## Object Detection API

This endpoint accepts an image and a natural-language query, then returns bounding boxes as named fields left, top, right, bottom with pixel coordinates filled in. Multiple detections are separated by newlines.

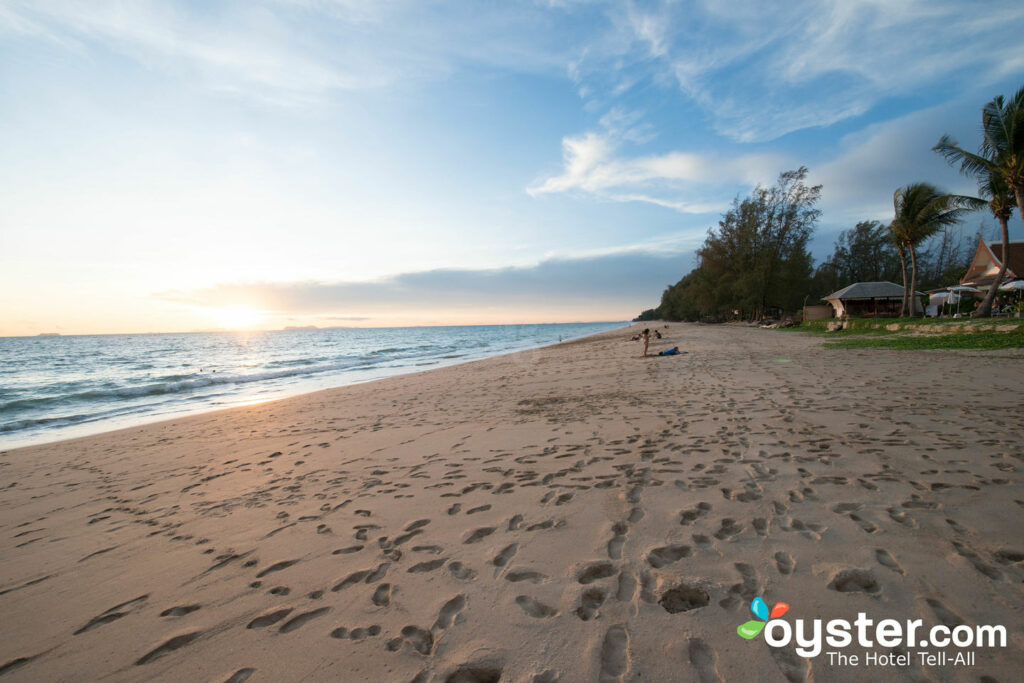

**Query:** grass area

left=825, top=329, right=1024, bottom=350
left=783, top=317, right=1024, bottom=350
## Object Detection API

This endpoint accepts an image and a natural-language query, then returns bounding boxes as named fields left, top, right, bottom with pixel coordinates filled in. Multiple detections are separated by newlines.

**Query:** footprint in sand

left=387, top=625, right=433, bottom=655
left=448, top=561, right=477, bottom=580
left=515, top=595, right=558, bottom=618
left=408, top=558, right=448, bottom=573
left=279, top=607, right=331, bottom=634
left=616, top=571, right=635, bottom=602
left=492, top=543, right=519, bottom=567
left=332, top=545, right=364, bottom=555
left=330, top=625, right=382, bottom=641
left=223, top=668, right=256, bottom=683
left=160, top=604, right=201, bottom=618
left=135, top=631, right=203, bottom=665
left=372, top=583, right=392, bottom=607
left=577, top=562, right=617, bottom=585
left=247, top=609, right=292, bottom=630
left=688, top=638, right=724, bottom=683
left=464, top=527, right=496, bottom=544
left=848, top=514, right=877, bottom=534
left=874, top=549, right=904, bottom=575
left=659, top=585, right=710, bottom=614
left=433, top=594, right=466, bottom=631
left=445, top=662, right=504, bottom=683
left=575, top=588, right=606, bottom=621
left=505, top=569, right=547, bottom=583
left=607, top=522, right=627, bottom=560
left=713, top=518, right=744, bottom=541
left=925, top=598, right=964, bottom=628
left=599, top=625, right=630, bottom=682
left=74, top=595, right=149, bottom=635
left=774, top=552, right=795, bottom=576
left=646, top=544, right=691, bottom=569
left=827, top=569, right=880, bottom=594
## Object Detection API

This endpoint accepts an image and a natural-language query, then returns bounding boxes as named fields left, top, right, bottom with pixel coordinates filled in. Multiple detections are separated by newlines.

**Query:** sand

left=1, top=323, right=1022, bottom=682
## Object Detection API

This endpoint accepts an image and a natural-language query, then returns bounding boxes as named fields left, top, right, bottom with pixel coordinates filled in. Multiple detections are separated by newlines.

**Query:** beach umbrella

left=930, top=292, right=952, bottom=317
left=946, top=285, right=980, bottom=316
left=998, top=280, right=1024, bottom=310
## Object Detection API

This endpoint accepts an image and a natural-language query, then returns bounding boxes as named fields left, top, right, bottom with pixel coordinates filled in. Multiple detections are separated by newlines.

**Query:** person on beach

left=641, top=328, right=650, bottom=357
left=657, top=346, right=681, bottom=356
left=654, top=329, right=662, bottom=339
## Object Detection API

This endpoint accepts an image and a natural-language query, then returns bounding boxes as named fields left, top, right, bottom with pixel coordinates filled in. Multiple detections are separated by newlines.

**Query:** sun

left=209, top=307, right=265, bottom=330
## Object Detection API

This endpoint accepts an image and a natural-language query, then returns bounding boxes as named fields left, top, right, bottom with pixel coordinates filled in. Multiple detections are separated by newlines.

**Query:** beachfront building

left=822, top=281, right=922, bottom=318
left=960, top=237, right=1024, bottom=291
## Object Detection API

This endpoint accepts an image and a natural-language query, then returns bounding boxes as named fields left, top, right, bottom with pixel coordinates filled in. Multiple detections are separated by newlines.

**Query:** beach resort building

left=960, top=237, right=1024, bottom=290
left=822, top=281, right=922, bottom=318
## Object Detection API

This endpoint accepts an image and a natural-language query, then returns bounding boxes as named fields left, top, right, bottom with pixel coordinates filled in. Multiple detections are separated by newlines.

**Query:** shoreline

left=0, top=321, right=630, bottom=453
left=2, top=322, right=1021, bottom=681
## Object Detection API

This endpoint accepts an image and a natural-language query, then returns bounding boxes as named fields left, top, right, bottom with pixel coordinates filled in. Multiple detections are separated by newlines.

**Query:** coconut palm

left=957, top=175, right=1012, bottom=315
left=891, top=183, right=970, bottom=317
left=934, top=85, right=1023, bottom=315
left=888, top=220, right=911, bottom=316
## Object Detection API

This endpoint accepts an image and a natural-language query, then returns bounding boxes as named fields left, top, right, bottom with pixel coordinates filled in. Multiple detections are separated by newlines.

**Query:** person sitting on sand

left=654, top=329, right=662, bottom=339
left=657, top=346, right=680, bottom=356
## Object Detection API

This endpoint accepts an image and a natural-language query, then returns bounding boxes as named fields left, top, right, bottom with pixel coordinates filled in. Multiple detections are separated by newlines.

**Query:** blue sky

left=2, top=0, right=1023, bottom=334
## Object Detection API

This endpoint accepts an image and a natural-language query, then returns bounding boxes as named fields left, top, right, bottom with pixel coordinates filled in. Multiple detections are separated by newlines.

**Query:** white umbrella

left=998, top=280, right=1024, bottom=313
left=946, top=285, right=978, bottom=316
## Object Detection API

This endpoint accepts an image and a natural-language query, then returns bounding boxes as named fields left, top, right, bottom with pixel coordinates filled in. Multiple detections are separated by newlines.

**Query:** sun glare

left=209, top=307, right=265, bottom=330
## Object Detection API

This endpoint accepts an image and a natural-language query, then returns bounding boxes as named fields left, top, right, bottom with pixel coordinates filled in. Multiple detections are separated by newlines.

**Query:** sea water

left=0, top=322, right=626, bottom=450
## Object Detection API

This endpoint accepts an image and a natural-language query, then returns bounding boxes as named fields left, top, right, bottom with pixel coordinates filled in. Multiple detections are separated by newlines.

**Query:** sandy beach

left=1, top=323, right=1022, bottom=682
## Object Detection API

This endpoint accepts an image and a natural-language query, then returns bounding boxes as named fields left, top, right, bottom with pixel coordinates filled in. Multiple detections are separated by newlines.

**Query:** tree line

left=638, top=84, right=1023, bottom=322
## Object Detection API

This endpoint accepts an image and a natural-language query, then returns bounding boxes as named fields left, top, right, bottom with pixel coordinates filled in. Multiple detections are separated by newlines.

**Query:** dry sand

left=1, top=323, right=1022, bottom=682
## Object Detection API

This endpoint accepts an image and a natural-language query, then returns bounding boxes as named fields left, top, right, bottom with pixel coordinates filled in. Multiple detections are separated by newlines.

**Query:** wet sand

left=1, top=323, right=1022, bottom=682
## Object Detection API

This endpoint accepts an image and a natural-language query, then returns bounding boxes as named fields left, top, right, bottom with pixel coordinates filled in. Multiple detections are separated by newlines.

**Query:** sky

left=2, top=0, right=1024, bottom=335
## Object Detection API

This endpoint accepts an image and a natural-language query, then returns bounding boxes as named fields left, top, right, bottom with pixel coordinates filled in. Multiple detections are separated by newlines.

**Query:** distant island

left=283, top=325, right=319, bottom=331
left=37, top=332, right=61, bottom=337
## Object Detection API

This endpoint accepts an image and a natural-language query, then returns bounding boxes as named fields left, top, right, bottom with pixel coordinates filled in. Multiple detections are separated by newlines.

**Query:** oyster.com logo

left=737, top=596, right=789, bottom=639
left=734, top=596, right=1007, bottom=667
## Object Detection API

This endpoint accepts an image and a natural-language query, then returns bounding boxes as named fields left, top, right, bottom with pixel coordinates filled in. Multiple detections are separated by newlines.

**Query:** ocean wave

left=0, top=358, right=375, bottom=417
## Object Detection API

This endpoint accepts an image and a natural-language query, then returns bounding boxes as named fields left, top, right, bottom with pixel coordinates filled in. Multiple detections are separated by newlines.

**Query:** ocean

left=0, top=322, right=627, bottom=450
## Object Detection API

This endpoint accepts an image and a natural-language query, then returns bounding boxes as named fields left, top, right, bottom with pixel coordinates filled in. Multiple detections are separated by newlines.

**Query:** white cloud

left=577, top=0, right=1024, bottom=142
left=527, top=118, right=790, bottom=213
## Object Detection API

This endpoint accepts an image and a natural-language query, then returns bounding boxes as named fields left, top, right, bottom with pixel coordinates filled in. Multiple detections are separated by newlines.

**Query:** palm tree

left=888, top=220, right=911, bottom=316
left=891, top=183, right=969, bottom=317
left=952, top=175, right=1011, bottom=315
left=934, top=85, right=1024, bottom=315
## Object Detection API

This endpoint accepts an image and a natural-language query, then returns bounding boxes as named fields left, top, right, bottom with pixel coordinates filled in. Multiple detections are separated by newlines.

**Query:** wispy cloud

left=527, top=116, right=789, bottom=213
left=575, top=0, right=1024, bottom=142
left=0, top=0, right=577, bottom=107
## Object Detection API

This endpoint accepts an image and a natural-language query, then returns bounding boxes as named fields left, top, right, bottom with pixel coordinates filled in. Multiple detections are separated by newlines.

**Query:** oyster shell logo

left=737, top=597, right=790, bottom=639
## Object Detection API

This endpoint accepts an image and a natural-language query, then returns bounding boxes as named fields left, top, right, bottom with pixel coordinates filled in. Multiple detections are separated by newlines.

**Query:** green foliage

left=634, top=308, right=659, bottom=321
left=810, top=220, right=902, bottom=299
left=826, top=329, right=1024, bottom=350
left=651, top=168, right=820, bottom=321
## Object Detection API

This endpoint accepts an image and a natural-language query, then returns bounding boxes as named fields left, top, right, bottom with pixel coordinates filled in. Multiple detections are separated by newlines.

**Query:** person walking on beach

left=641, top=328, right=650, bottom=357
